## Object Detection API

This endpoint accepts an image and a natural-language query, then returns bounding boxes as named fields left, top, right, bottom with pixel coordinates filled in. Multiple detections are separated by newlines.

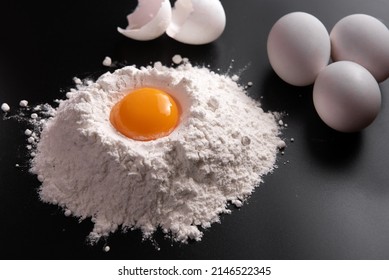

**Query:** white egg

left=267, top=12, right=331, bottom=86
left=117, top=0, right=172, bottom=41
left=166, top=0, right=226, bottom=45
left=313, top=61, right=381, bottom=132
left=330, top=14, right=389, bottom=83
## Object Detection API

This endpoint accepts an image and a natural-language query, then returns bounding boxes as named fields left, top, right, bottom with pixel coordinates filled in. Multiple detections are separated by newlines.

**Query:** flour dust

left=3, top=60, right=286, bottom=245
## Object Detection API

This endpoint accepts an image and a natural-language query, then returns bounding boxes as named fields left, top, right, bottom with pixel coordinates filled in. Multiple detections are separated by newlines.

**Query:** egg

left=313, top=61, right=381, bottom=132
left=166, top=0, right=226, bottom=45
left=110, top=87, right=180, bottom=141
left=330, top=14, right=389, bottom=82
left=267, top=12, right=331, bottom=86
left=117, top=0, right=226, bottom=45
left=117, top=0, right=172, bottom=41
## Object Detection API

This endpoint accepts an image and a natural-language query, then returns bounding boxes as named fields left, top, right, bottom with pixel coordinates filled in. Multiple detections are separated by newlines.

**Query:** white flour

left=29, top=61, right=284, bottom=243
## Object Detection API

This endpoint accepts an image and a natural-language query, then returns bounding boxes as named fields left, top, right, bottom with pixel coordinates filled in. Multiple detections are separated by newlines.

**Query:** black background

left=1, top=0, right=389, bottom=259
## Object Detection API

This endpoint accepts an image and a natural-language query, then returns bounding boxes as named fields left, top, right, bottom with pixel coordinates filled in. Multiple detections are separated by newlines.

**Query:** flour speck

left=1, top=103, right=10, bottom=112
left=102, top=56, right=112, bottom=67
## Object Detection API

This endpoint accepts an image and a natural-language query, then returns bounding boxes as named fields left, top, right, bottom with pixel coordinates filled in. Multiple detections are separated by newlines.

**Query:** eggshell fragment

left=313, top=61, right=381, bottom=133
left=330, top=14, right=389, bottom=82
left=117, top=0, right=172, bottom=41
left=267, top=12, right=331, bottom=86
left=166, top=0, right=226, bottom=45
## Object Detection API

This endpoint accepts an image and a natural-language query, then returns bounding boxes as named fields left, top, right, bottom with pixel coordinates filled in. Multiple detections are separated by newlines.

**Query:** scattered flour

left=1, top=103, right=10, bottom=112
left=25, top=60, right=284, bottom=244
left=102, top=56, right=112, bottom=67
left=231, top=74, right=239, bottom=82
left=172, top=54, right=183, bottom=65
left=19, top=100, right=29, bottom=107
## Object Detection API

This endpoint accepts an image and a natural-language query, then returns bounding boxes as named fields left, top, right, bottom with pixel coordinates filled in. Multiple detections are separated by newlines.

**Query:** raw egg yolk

left=110, top=87, right=180, bottom=141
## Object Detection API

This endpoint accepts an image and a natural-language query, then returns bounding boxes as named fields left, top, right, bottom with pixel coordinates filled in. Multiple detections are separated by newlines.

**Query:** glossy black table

left=1, top=0, right=389, bottom=259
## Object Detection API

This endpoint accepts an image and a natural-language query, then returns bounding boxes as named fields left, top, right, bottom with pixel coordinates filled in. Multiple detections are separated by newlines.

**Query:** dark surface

left=1, top=0, right=389, bottom=260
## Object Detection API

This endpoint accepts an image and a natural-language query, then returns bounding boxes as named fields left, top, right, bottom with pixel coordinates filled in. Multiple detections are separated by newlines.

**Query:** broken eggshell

left=166, top=0, right=226, bottom=45
left=117, top=0, right=172, bottom=41
left=117, top=0, right=226, bottom=45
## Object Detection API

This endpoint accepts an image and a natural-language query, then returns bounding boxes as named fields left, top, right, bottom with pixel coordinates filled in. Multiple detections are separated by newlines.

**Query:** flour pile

left=30, top=61, right=284, bottom=243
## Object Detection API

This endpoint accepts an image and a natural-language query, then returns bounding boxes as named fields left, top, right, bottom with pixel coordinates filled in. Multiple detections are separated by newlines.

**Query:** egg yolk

left=110, top=87, right=180, bottom=141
